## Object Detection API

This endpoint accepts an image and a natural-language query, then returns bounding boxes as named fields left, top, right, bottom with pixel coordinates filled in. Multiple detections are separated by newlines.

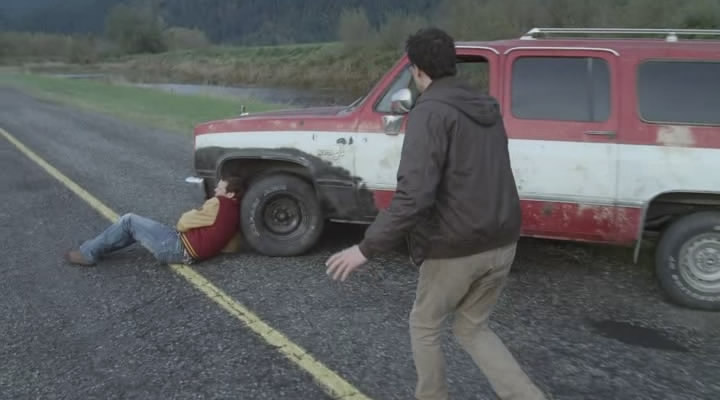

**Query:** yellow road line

left=0, top=127, right=371, bottom=400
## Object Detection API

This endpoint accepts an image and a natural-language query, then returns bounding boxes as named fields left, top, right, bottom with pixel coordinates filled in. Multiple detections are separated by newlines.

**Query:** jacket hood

left=416, top=76, right=500, bottom=126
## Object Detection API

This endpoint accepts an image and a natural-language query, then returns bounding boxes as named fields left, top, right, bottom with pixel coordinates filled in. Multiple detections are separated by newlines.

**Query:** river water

left=53, top=74, right=355, bottom=107
left=132, top=82, right=356, bottom=107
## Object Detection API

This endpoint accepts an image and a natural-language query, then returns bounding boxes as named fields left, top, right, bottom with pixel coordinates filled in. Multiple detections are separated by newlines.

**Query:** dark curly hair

left=223, top=177, right=246, bottom=197
left=405, top=27, right=457, bottom=80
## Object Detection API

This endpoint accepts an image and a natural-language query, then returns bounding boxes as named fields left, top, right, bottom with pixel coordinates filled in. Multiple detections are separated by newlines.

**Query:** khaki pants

left=409, top=243, right=547, bottom=400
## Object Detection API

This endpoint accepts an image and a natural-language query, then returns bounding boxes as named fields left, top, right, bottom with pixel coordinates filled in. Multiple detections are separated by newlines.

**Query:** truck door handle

left=584, top=130, right=616, bottom=138
left=336, top=138, right=347, bottom=145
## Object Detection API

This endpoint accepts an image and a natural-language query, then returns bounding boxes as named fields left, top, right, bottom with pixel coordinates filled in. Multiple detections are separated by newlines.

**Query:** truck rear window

left=638, top=60, right=720, bottom=126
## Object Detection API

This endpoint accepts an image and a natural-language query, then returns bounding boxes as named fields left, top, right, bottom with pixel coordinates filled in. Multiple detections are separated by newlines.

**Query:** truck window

left=638, top=60, right=720, bottom=126
left=375, top=58, right=489, bottom=114
left=375, top=65, right=414, bottom=113
left=456, top=58, right=489, bottom=92
left=511, top=56, right=610, bottom=122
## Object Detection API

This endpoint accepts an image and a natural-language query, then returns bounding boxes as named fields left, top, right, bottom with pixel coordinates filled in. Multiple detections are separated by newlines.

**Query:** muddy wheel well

left=644, top=192, right=720, bottom=233
left=218, top=158, right=314, bottom=189
left=634, top=192, right=720, bottom=263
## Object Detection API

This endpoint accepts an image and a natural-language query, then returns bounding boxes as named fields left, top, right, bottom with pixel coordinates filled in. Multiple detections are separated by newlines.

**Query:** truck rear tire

left=240, top=173, right=324, bottom=257
left=655, top=211, right=720, bottom=311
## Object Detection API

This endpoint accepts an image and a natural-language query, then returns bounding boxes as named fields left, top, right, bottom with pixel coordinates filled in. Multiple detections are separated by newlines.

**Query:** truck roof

left=456, top=27, right=720, bottom=55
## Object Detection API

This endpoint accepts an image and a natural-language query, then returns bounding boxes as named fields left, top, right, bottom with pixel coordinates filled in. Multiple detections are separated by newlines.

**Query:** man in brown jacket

left=326, top=28, right=547, bottom=400
left=65, top=178, right=244, bottom=266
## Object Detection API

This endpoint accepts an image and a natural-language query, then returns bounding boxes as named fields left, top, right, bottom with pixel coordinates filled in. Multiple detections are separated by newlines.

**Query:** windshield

left=339, top=92, right=369, bottom=115
left=345, top=95, right=365, bottom=110
left=339, top=73, right=386, bottom=114
left=339, top=59, right=413, bottom=115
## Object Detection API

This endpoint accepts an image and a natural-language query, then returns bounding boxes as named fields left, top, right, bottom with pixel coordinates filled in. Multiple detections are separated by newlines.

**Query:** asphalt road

left=1, top=87, right=718, bottom=400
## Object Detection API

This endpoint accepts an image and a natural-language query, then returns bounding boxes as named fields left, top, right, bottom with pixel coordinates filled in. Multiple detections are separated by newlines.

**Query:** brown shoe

left=65, top=250, right=95, bottom=266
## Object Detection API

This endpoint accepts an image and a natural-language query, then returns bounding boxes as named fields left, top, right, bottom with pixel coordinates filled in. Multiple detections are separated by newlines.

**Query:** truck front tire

left=655, top=211, right=720, bottom=311
left=240, top=173, right=324, bottom=257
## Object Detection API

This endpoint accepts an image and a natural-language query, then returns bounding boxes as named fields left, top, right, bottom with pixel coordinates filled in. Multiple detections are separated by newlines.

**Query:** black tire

left=240, top=173, right=324, bottom=257
left=655, top=211, right=720, bottom=311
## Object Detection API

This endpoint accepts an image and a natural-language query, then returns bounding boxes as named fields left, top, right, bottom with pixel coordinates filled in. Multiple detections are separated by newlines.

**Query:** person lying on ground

left=65, top=178, right=245, bottom=266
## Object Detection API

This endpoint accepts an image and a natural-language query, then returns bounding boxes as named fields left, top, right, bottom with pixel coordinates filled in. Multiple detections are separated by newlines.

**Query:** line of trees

left=338, top=0, right=720, bottom=51
left=104, top=4, right=210, bottom=54
left=0, top=3, right=211, bottom=63
left=1, top=0, right=719, bottom=64
left=2, top=0, right=719, bottom=48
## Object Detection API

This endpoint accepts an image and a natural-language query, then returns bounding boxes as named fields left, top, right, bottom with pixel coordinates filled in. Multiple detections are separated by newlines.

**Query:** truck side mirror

left=390, top=88, right=413, bottom=114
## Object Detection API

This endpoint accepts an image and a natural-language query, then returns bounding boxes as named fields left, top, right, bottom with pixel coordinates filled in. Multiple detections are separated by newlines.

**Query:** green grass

left=0, top=70, right=288, bottom=134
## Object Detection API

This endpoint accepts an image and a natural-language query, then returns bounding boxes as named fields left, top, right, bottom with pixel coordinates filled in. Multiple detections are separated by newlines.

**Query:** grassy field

left=23, top=42, right=402, bottom=99
left=0, top=70, right=287, bottom=134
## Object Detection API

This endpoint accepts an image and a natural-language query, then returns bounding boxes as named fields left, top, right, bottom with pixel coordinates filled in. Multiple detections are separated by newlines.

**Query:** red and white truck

left=188, top=28, right=720, bottom=310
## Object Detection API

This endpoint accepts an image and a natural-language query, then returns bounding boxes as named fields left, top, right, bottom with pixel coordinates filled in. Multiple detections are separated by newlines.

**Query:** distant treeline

left=338, top=0, right=720, bottom=50
left=1, top=0, right=718, bottom=92
left=0, top=3, right=211, bottom=63
left=1, top=0, right=718, bottom=49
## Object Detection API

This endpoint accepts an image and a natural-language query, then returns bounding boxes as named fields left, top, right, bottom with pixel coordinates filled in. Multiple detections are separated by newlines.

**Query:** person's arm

left=358, top=104, right=449, bottom=259
left=176, top=197, right=220, bottom=232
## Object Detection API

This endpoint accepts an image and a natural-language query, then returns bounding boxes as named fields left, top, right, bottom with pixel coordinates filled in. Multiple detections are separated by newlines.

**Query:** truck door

left=501, top=48, right=621, bottom=243
left=353, top=47, right=501, bottom=215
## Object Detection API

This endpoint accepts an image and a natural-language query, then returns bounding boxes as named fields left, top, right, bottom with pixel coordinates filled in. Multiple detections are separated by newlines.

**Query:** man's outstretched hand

left=326, top=245, right=368, bottom=281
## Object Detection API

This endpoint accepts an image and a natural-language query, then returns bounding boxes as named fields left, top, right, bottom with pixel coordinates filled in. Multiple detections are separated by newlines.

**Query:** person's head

left=405, top=27, right=457, bottom=93
left=214, top=177, right=245, bottom=199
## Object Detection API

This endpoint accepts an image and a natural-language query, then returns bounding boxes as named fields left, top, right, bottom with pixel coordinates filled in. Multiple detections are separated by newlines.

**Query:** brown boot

left=65, top=250, right=95, bottom=266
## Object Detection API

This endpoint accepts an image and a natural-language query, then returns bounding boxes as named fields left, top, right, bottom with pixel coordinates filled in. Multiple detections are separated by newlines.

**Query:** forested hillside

left=2, top=0, right=719, bottom=96
left=2, top=0, right=438, bottom=44
left=2, top=0, right=719, bottom=45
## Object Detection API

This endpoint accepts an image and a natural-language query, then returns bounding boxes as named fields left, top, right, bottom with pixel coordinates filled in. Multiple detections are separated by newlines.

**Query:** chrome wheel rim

left=679, top=232, right=720, bottom=293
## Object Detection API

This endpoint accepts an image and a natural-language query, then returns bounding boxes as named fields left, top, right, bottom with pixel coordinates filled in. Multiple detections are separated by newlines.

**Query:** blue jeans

left=80, top=213, right=187, bottom=264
